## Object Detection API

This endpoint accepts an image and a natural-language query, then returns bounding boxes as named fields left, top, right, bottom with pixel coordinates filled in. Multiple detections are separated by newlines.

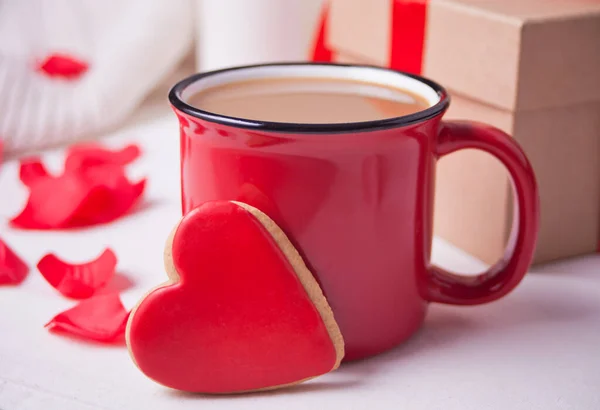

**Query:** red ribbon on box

left=311, top=3, right=334, bottom=63
left=389, top=0, right=428, bottom=75
left=311, top=0, right=429, bottom=75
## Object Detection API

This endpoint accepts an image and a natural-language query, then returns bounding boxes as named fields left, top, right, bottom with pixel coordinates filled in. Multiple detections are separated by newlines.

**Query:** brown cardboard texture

left=333, top=52, right=375, bottom=65
left=327, top=0, right=600, bottom=111
left=328, top=0, right=390, bottom=66
left=435, top=94, right=600, bottom=265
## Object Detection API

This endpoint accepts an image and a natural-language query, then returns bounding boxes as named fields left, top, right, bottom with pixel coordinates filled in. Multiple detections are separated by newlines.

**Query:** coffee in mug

left=187, top=77, right=429, bottom=123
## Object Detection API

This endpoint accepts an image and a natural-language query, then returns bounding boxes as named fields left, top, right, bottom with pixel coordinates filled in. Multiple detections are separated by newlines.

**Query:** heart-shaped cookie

left=126, top=200, right=344, bottom=393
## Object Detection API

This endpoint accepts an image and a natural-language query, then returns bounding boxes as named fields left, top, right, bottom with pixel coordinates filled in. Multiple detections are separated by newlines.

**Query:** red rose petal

left=37, top=54, right=89, bottom=79
left=37, top=248, right=117, bottom=299
left=10, top=173, right=94, bottom=229
left=10, top=143, right=145, bottom=230
left=45, top=294, right=129, bottom=342
left=0, top=238, right=29, bottom=285
left=11, top=174, right=145, bottom=229
left=74, top=177, right=146, bottom=226
left=65, top=143, right=141, bottom=172
left=68, top=162, right=146, bottom=226
left=19, top=157, right=50, bottom=187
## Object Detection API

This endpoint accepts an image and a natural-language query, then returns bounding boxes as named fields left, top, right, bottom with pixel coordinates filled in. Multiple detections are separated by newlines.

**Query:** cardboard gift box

left=439, top=95, right=600, bottom=264
left=327, top=0, right=600, bottom=111
left=315, top=0, right=600, bottom=264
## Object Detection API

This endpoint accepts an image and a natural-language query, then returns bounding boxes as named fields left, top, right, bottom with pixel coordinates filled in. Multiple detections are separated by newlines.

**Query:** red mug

left=169, top=63, right=539, bottom=361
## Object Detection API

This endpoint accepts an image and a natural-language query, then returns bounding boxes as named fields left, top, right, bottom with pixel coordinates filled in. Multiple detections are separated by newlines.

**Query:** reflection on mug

left=208, top=149, right=338, bottom=238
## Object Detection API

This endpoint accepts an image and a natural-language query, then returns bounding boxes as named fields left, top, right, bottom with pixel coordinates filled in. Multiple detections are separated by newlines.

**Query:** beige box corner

left=435, top=94, right=600, bottom=265
left=328, top=0, right=600, bottom=111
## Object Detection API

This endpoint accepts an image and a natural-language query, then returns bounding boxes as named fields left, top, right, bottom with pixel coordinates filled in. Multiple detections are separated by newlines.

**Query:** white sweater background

left=0, top=0, right=327, bottom=156
left=0, top=0, right=194, bottom=154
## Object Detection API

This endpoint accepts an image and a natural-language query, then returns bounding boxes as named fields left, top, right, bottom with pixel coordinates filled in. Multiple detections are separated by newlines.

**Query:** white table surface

left=1, top=102, right=599, bottom=410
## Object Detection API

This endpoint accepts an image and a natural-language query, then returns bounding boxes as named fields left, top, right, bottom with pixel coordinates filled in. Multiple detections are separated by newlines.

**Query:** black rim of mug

left=169, top=62, right=450, bottom=134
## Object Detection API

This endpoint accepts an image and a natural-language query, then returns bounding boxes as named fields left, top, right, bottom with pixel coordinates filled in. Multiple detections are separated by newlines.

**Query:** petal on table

left=65, top=143, right=141, bottom=172
left=10, top=174, right=94, bottom=229
left=45, top=294, right=130, bottom=342
left=71, top=175, right=146, bottom=226
left=37, top=249, right=117, bottom=299
left=10, top=143, right=145, bottom=230
left=0, top=238, right=29, bottom=285
left=19, top=157, right=50, bottom=187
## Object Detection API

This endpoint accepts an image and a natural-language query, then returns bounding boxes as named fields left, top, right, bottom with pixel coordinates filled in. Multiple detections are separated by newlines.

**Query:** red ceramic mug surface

left=169, top=63, right=539, bottom=361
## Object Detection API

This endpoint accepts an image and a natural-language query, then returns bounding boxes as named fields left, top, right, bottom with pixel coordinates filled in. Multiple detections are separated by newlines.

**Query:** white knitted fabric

left=0, top=0, right=194, bottom=153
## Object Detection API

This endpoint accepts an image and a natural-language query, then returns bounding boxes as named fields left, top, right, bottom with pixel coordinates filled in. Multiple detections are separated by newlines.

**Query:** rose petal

left=10, top=173, right=94, bottom=229
left=37, top=54, right=89, bottom=79
left=70, top=171, right=146, bottom=226
left=19, top=157, right=50, bottom=187
left=65, top=143, right=141, bottom=172
left=11, top=174, right=145, bottom=229
left=84, top=178, right=146, bottom=225
left=45, top=294, right=129, bottom=342
left=74, top=161, right=131, bottom=188
left=11, top=143, right=145, bottom=230
left=0, top=238, right=29, bottom=285
left=37, top=248, right=117, bottom=299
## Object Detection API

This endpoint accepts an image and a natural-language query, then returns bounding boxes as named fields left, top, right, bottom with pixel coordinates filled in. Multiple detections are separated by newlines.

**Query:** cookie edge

left=232, top=200, right=345, bottom=370
left=126, top=201, right=346, bottom=394
left=125, top=221, right=181, bottom=372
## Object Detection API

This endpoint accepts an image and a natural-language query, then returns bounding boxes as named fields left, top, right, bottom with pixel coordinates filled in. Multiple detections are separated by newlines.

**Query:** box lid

left=327, top=0, right=600, bottom=111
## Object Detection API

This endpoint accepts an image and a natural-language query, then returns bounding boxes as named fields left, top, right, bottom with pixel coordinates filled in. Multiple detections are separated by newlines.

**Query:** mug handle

left=426, top=120, right=539, bottom=305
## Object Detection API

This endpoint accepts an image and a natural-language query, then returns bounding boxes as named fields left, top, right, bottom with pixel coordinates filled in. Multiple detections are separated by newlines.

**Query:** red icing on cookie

left=126, top=201, right=341, bottom=393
